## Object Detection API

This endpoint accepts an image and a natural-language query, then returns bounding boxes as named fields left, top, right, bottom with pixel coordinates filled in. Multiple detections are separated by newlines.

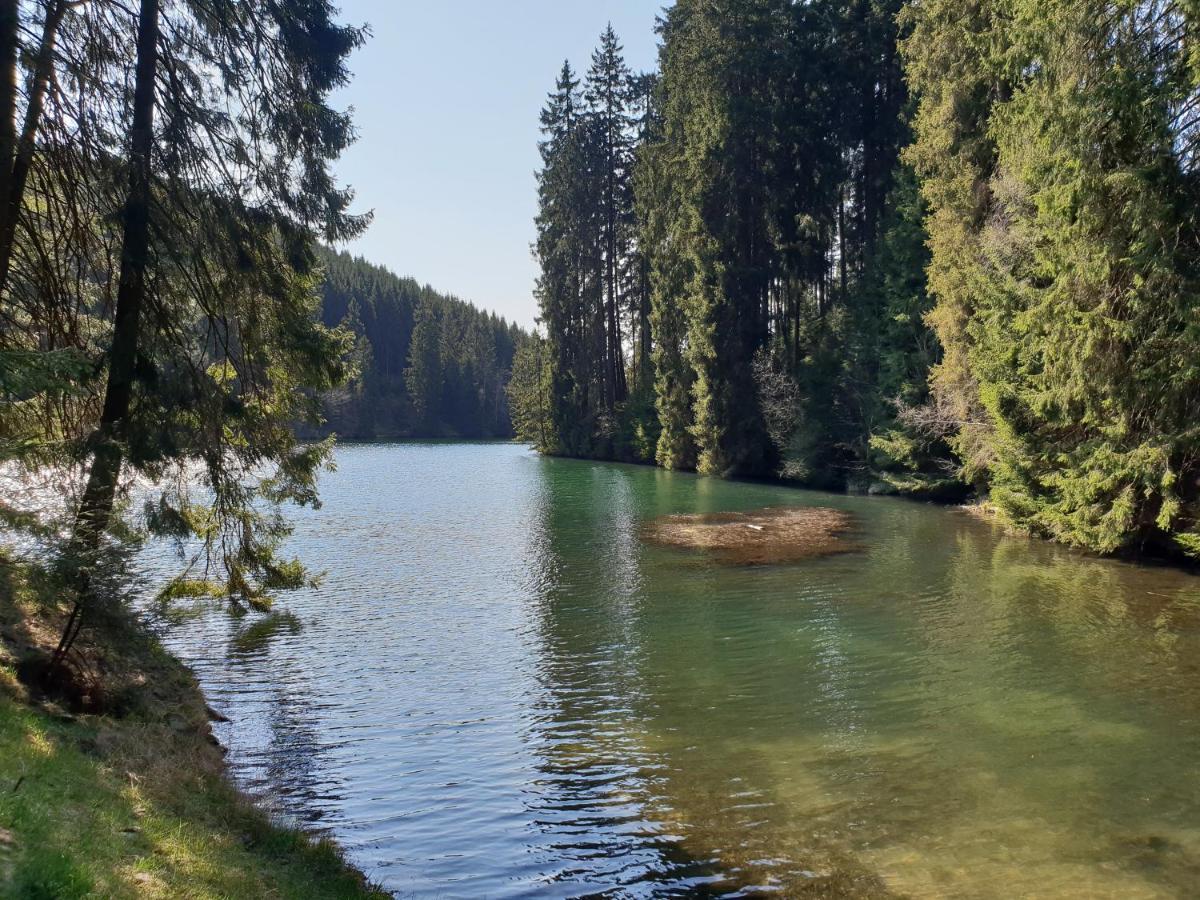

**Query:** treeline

left=511, top=2, right=1200, bottom=559
left=313, top=249, right=522, bottom=440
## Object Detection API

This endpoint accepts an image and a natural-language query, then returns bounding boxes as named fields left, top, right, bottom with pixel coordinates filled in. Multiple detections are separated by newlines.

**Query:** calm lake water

left=154, top=442, right=1200, bottom=898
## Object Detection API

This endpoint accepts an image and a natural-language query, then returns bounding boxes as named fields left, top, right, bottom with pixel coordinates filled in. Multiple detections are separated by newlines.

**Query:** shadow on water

left=229, top=611, right=303, bottom=658
left=215, top=611, right=344, bottom=829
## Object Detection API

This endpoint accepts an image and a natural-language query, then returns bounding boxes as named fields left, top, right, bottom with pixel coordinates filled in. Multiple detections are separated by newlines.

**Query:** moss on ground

left=0, top=555, right=388, bottom=899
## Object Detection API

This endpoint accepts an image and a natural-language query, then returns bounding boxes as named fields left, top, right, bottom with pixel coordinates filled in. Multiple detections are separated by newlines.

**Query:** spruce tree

left=905, top=0, right=1200, bottom=554
left=651, top=0, right=788, bottom=476
left=584, top=25, right=635, bottom=413
left=535, top=61, right=591, bottom=455
left=405, top=303, right=443, bottom=432
left=0, top=0, right=376, bottom=656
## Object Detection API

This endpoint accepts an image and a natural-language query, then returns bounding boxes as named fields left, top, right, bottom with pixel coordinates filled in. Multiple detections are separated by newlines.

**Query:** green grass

left=0, top=560, right=388, bottom=900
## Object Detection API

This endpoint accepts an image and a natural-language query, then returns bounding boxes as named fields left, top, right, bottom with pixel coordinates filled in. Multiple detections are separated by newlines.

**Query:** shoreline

left=525, top=447, right=1200, bottom=573
left=0, top=555, right=386, bottom=899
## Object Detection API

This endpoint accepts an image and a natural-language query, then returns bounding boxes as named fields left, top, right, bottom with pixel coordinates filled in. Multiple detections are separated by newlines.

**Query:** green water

left=160, top=443, right=1200, bottom=897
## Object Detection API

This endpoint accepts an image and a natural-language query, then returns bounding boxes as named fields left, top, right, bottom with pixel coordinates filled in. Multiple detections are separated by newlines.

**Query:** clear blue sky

left=330, top=1, right=668, bottom=329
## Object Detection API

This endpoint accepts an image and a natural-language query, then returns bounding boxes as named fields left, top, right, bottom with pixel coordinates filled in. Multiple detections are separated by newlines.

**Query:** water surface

left=154, top=443, right=1200, bottom=898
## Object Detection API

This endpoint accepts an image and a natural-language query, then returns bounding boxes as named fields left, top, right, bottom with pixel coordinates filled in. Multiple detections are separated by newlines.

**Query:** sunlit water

left=148, top=443, right=1200, bottom=898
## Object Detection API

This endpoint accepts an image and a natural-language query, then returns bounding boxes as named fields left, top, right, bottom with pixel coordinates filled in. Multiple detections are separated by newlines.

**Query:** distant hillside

left=312, top=249, right=525, bottom=440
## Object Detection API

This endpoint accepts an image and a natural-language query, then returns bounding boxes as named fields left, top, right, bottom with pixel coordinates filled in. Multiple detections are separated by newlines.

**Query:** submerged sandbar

left=641, top=506, right=859, bottom=564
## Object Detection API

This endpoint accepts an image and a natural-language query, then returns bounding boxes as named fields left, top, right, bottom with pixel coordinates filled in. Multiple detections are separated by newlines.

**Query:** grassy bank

left=0, top=557, right=387, bottom=899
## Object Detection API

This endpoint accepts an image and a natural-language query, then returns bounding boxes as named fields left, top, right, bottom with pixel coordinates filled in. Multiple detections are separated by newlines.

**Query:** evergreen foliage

left=506, top=334, right=554, bottom=451
left=0, top=0, right=372, bottom=636
left=535, top=5, right=938, bottom=482
left=534, top=31, right=654, bottom=462
left=0, top=2, right=428, bottom=652
left=533, top=1, right=1200, bottom=558
left=0, top=0, right=528, bottom=685
left=905, top=0, right=1200, bottom=554
left=315, top=249, right=521, bottom=440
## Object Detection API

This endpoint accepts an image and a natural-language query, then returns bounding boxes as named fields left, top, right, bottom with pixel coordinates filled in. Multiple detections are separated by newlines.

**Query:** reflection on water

left=151, top=443, right=1200, bottom=898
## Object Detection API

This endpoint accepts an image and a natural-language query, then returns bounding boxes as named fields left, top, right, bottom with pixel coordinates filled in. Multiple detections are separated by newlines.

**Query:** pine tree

left=405, top=303, right=444, bottom=432
left=652, top=0, right=787, bottom=476
left=901, top=0, right=1005, bottom=484
left=637, top=84, right=694, bottom=469
left=523, top=0, right=1200, bottom=559
left=507, top=335, right=554, bottom=450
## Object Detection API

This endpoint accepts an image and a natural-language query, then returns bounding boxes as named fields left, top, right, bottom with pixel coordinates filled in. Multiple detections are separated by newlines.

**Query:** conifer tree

left=535, top=61, right=592, bottom=455
left=5, top=0, right=376, bottom=658
left=584, top=24, right=635, bottom=412
left=905, top=0, right=1200, bottom=554
left=651, top=0, right=787, bottom=476
left=405, top=303, right=443, bottom=431
left=522, top=0, right=1200, bottom=558
left=507, top=335, right=554, bottom=451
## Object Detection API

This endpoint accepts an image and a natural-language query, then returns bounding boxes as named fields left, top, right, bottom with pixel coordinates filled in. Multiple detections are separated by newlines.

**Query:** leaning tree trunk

left=55, top=0, right=160, bottom=665
left=0, top=0, right=69, bottom=300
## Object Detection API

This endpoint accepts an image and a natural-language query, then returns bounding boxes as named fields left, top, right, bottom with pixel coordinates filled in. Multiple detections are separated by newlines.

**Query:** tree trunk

left=0, top=0, right=69, bottom=300
left=605, top=145, right=620, bottom=408
left=839, top=184, right=848, bottom=299
left=56, top=0, right=160, bottom=663
left=0, top=0, right=18, bottom=208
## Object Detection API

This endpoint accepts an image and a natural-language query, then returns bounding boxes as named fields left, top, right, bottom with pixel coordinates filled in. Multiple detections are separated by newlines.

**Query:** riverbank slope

left=0, top=556, right=386, bottom=899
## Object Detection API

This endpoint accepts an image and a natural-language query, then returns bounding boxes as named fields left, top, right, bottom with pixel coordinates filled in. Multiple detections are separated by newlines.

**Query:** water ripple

left=148, top=443, right=1200, bottom=899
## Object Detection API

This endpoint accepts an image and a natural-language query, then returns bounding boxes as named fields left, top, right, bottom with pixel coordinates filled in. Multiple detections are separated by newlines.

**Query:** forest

left=511, top=0, right=1200, bottom=560
left=313, top=249, right=522, bottom=441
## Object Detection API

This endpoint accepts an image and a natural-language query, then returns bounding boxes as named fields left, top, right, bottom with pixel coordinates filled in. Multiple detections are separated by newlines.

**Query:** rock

left=0, top=826, right=14, bottom=847
left=205, top=703, right=230, bottom=722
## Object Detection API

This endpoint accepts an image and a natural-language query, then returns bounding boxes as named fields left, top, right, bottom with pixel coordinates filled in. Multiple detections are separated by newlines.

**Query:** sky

left=330, top=1, right=668, bottom=329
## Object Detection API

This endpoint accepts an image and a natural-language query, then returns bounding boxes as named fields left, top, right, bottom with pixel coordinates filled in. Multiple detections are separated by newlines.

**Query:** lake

left=154, top=442, right=1200, bottom=898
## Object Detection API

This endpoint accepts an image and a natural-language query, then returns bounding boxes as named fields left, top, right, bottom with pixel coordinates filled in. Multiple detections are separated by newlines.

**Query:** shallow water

left=152, top=443, right=1200, bottom=898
